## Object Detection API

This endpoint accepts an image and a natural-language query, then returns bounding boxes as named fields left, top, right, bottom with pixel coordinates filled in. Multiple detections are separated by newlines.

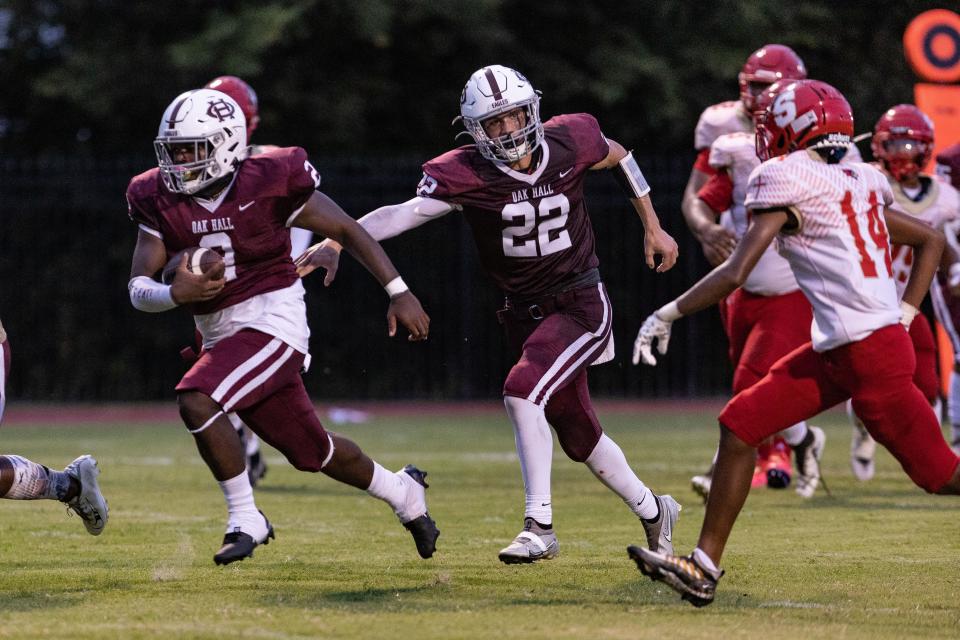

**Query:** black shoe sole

left=404, top=513, right=439, bottom=559
left=627, top=545, right=660, bottom=579
left=214, top=522, right=275, bottom=566
left=400, top=465, right=438, bottom=558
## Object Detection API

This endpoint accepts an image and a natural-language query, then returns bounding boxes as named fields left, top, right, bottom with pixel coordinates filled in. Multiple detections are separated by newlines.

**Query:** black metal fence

left=0, top=152, right=731, bottom=402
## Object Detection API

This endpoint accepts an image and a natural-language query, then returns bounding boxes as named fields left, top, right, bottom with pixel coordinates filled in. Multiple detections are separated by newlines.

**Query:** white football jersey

left=709, top=131, right=797, bottom=296
left=694, top=100, right=752, bottom=151
left=744, top=150, right=899, bottom=351
left=887, top=175, right=960, bottom=297
left=709, top=134, right=863, bottom=297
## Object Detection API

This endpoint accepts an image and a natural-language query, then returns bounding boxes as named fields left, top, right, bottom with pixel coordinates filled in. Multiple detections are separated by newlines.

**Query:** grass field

left=0, top=402, right=958, bottom=639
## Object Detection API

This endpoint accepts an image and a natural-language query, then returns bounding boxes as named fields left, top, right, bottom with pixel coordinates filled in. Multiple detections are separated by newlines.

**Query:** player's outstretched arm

left=633, top=210, right=785, bottom=365
left=885, top=207, right=945, bottom=321
left=293, top=192, right=430, bottom=341
left=127, top=229, right=225, bottom=311
left=594, top=138, right=678, bottom=272
left=295, top=196, right=453, bottom=283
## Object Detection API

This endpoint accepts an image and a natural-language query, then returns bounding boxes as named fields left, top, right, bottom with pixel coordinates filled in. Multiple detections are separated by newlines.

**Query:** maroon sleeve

left=125, top=172, right=161, bottom=231
left=417, top=147, right=477, bottom=203
left=555, top=113, right=609, bottom=166
left=284, top=147, right=321, bottom=215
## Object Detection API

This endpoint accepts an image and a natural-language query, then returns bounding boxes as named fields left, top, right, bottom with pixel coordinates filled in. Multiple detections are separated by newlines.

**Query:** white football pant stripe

left=221, top=346, right=295, bottom=412
left=527, top=284, right=611, bottom=406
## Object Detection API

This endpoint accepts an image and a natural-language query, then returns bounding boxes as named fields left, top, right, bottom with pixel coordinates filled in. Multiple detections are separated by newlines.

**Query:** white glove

left=899, top=300, right=919, bottom=329
left=632, top=312, right=674, bottom=366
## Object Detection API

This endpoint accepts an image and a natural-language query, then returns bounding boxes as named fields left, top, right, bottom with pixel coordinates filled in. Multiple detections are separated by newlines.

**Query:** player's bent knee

left=719, top=421, right=755, bottom=452
left=176, top=391, right=221, bottom=428
left=557, top=432, right=600, bottom=462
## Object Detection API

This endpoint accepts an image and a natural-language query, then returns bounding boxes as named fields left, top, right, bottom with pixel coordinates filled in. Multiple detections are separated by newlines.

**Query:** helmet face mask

left=459, top=65, right=544, bottom=163
left=872, top=104, right=934, bottom=182
left=754, top=80, right=854, bottom=162
left=739, top=44, right=807, bottom=112
left=154, top=89, right=247, bottom=195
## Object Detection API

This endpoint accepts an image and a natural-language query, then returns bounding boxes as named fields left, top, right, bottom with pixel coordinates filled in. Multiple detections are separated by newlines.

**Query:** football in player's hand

left=161, top=247, right=225, bottom=284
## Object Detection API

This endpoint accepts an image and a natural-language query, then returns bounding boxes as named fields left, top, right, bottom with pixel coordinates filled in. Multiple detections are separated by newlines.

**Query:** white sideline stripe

left=188, top=410, right=224, bottom=435
left=222, top=345, right=295, bottom=411
left=211, top=338, right=283, bottom=404
left=527, top=284, right=611, bottom=405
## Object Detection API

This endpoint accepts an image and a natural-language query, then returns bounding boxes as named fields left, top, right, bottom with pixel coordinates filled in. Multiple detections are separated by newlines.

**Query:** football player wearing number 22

left=630, top=80, right=960, bottom=607
left=125, top=88, right=439, bottom=566
left=298, top=65, right=681, bottom=565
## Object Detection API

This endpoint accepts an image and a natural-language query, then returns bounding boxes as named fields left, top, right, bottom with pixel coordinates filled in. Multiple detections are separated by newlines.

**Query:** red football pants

left=723, top=288, right=812, bottom=393
left=720, top=324, right=959, bottom=493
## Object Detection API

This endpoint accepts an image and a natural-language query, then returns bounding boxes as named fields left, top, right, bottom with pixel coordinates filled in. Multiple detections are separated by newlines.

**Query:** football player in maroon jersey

left=126, top=88, right=439, bottom=565
left=202, top=75, right=315, bottom=488
left=298, top=65, right=680, bottom=564
left=0, top=318, right=108, bottom=535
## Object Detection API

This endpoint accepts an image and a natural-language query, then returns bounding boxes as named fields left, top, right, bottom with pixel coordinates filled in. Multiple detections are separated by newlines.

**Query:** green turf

left=0, top=406, right=958, bottom=639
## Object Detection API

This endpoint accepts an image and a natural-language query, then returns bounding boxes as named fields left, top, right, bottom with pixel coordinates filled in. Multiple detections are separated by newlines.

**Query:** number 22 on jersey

left=841, top=190, right=892, bottom=279
left=501, top=194, right=572, bottom=258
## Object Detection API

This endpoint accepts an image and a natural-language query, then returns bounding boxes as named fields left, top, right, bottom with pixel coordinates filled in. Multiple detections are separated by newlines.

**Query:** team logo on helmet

left=206, top=99, right=237, bottom=122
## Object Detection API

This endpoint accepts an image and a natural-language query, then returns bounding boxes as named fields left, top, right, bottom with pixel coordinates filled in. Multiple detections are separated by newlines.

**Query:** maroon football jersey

left=418, top=113, right=610, bottom=298
left=127, top=147, right=320, bottom=314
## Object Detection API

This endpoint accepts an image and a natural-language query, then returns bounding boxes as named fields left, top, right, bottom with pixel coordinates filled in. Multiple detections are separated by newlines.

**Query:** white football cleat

left=642, top=494, right=681, bottom=556
left=847, top=400, right=875, bottom=481
left=498, top=518, right=559, bottom=564
left=63, top=455, right=109, bottom=535
left=690, top=474, right=711, bottom=503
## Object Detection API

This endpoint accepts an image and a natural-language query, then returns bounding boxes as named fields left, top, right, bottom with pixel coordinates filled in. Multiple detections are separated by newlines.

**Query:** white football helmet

left=459, top=65, right=543, bottom=163
left=154, top=88, right=247, bottom=195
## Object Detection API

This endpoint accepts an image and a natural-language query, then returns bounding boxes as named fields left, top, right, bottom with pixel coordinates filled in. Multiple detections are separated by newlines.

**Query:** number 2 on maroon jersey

left=841, top=190, right=892, bottom=279
left=199, top=233, right=238, bottom=281
left=501, top=194, right=572, bottom=258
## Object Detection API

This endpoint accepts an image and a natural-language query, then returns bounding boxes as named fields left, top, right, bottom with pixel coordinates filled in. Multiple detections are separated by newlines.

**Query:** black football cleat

left=214, top=512, right=275, bottom=566
left=400, top=465, right=440, bottom=559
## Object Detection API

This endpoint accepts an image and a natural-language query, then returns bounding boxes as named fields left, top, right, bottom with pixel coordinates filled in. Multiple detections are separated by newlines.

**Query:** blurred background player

left=0, top=317, right=108, bottom=535
left=631, top=80, right=960, bottom=607
left=848, top=105, right=960, bottom=480
left=683, top=44, right=811, bottom=498
left=203, top=75, right=316, bottom=485
left=934, top=143, right=960, bottom=455
left=681, top=44, right=807, bottom=266
left=298, top=64, right=681, bottom=564
left=126, top=88, right=438, bottom=565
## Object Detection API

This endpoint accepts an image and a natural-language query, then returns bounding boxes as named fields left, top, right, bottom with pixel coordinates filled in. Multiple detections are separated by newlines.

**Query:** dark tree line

left=0, top=1, right=948, bottom=159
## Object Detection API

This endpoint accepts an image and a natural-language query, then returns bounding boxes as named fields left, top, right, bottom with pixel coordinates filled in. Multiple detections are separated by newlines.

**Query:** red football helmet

left=936, top=143, right=960, bottom=190
left=755, top=79, right=854, bottom=161
left=739, top=44, right=807, bottom=112
left=205, top=75, right=260, bottom=138
left=871, top=104, right=934, bottom=182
